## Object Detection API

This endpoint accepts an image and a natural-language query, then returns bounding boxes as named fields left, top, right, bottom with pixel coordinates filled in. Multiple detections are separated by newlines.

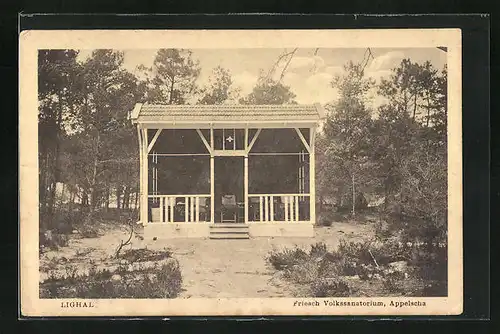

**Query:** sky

left=77, top=48, right=447, bottom=107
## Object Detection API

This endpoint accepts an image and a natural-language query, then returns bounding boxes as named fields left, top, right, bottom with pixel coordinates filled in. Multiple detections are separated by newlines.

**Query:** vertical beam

left=264, top=196, right=269, bottom=222
left=245, top=128, right=249, bottom=150
left=142, top=128, right=149, bottom=225
left=295, top=195, right=299, bottom=221
left=270, top=195, right=274, bottom=222
left=310, top=127, right=316, bottom=224
left=169, top=197, right=174, bottom=223
left=195, top=197, right=200, bottom=223
left=284, top=196, right=289, bottom=222
left=222, top=128, right=225, bottom=150
left=210, top=157, right=214, bottom=224
left=210, top=127, right=214, bottom=150
left=244, top=156, right=248, bottom=223
left=161, top=197, right=165, bottom=222
left=210, top=127, right=215, bottom=224
left=259, top=196, right=263, bottom=222
left=185, top=196, right=189, bottom=222
left=190, top=196, right=195, bottom=222
left=137, top=126, right=144, bottom=224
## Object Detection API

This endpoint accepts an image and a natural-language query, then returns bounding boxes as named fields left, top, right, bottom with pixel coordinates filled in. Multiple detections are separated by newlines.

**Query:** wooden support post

left=245, top=128, right=249, bottom=149
left=270, top=195, right=274, bottom=222
left=244, top=156, right=248, bottom=223
left=142, top=128, right=149, bottom=224
left=265, top=196, right=269, bottom=221
left=161, top=197, right=165, bottom=222
left=259, top=196, right=263, bottom=222
left=190, top=196, right=195, bottom=222
left=310, top=127, right=316, bottom=224
left=295, top=195, right=299, bottom=222
left=195, top=197, right=200, bottom=223
left=185, top=196, right=189, bottom=222
left=169, top=197, right=174, bottom=223
left=284, top=196, right=288, bottom=222
left=137, top=126, right=144, bottom=224
left=210, top=127, right=215, bottom=224
left=210, top=157, right=214, bottom=224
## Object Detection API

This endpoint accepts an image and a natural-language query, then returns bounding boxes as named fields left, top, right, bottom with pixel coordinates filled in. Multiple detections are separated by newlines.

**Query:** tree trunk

left=47, top=95, right=65, bottom=225
left=116, top=186, right=122, bottom=209
left=169, top=76, right=176, bottom=104
left=125, top=186, right=132, bottom=209
left=81, top=189, right=89, bottom=210
left=89, top=132, right=100, bottom=212
left=413, top=92, right=417, bottom=120
left=69, top=190, right=75, bottom=213
left=59, top=183, right=65, bottom=209
left=426, top=96, right=431, bottom=127
left=39, top=151, right=48, bottom=223
left=352, top=174, right=356, bottom=216
left=105, top=188, right=110, bottom=211
left=123, top=186, right=128, bottom=209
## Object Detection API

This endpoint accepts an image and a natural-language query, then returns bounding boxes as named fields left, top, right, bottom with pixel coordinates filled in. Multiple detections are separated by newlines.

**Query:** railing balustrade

left=148, top=194, right=211, bottom=223
left=247, top=193, right=310, bottom=222
left=148, top=193, right=310, bottom=223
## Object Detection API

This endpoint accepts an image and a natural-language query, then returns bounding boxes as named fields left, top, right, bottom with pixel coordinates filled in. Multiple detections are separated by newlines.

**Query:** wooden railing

left=247, top=193, right=310, bottom=222
left=148, top=194, right=211, bottom=223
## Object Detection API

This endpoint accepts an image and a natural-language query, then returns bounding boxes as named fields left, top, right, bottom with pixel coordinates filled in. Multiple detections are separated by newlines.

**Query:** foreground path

left=152, top=238, right=287, bottom=298
left=145, top=223, right=374, bottom=298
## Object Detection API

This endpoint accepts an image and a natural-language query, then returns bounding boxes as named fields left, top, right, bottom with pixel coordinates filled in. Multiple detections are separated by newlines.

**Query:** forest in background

left=38, top=48, right=447, bottom=248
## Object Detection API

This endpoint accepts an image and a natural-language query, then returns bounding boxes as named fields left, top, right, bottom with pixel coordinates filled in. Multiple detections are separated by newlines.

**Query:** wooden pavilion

left=130, top=103, right=325, bottom=239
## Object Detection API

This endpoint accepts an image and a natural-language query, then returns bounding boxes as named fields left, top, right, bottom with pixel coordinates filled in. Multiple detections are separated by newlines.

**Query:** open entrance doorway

left=214, top=157, right=244, bottom=223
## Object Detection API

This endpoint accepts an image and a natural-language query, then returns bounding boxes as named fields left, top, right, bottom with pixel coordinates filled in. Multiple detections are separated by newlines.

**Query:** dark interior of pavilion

left=147, top=128, right=311, bottom=222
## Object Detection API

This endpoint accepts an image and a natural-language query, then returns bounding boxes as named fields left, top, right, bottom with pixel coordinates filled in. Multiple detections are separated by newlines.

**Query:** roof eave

left=135, top=119, right=320, bottom=129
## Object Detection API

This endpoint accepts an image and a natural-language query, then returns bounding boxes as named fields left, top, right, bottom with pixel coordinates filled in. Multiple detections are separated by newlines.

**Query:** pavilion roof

left=130, top=103, right=325, bottom=128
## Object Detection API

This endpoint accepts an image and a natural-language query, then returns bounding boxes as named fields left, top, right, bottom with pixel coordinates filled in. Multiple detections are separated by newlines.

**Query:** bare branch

left=114, top=218, right=134, bottom=258
left=266, top=48, right=298, bottom=82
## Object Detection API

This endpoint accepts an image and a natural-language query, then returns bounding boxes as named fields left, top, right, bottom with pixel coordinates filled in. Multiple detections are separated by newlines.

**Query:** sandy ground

left=40, top=222, right=374, bottom=298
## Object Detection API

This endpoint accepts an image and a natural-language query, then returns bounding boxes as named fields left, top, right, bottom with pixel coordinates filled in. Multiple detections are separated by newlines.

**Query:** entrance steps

left=209, top=223, right=249, bottom=239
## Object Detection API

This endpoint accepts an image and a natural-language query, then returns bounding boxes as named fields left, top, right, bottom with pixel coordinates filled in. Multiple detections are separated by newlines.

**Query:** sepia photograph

left=20, top=29, right=462, bottom=316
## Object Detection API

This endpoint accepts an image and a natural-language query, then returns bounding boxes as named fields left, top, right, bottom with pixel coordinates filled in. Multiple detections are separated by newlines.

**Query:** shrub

left=318, top=210, right=348, bottom=226
left=311, top=278, right=351, bottom=297
left=80, top=224, right=99, bottom=238
left=74, top=260, right=182, bottom=299
left=309, top=242, right=328, bottom=258
left=40, top=258, right=182, bottom=299
left=39, top=230, right=69, bottom=250
left=267, top=247, right=309, bottom=270
left=118, top=248, right=172, bottom=263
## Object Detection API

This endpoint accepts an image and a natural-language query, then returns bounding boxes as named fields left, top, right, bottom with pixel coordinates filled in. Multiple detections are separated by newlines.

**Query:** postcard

left=19, top=28, right=462, bottom=316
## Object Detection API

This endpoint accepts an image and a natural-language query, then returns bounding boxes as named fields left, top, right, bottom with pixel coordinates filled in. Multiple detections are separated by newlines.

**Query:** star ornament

left=226, top=136, right=234, bottom=143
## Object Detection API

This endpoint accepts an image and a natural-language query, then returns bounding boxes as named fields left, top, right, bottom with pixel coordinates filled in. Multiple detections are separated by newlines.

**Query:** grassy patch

left=267, top=239, right=447, bottom=297
left=40, top=248, right=182, bottom=299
